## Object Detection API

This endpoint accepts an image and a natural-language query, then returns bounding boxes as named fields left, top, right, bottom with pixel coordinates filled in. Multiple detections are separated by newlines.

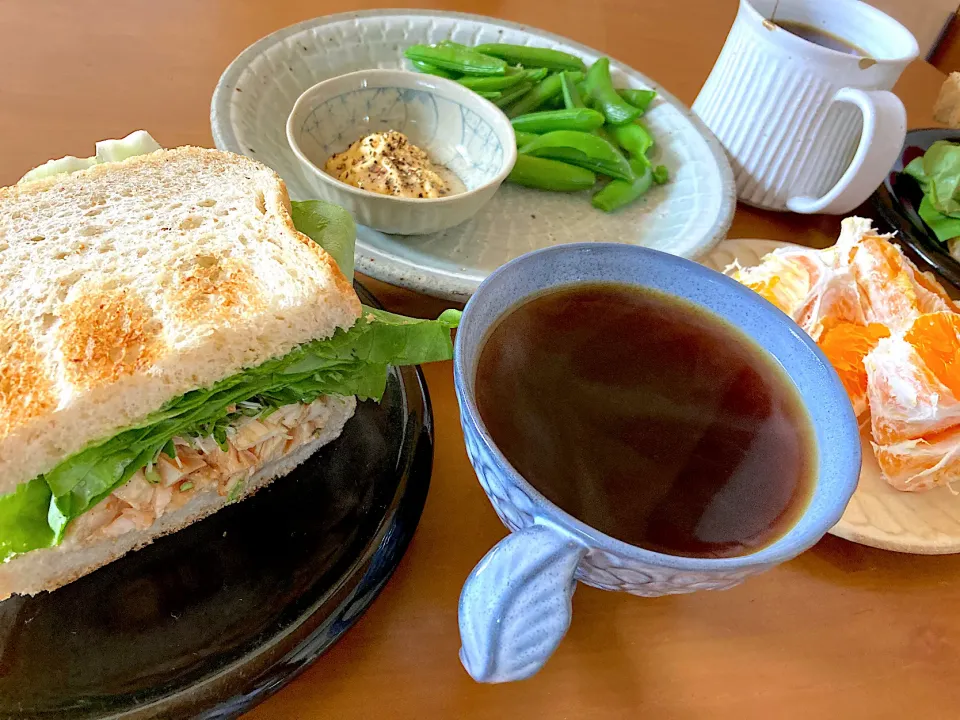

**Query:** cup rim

left=740, top=0, right=920, bottom=65
left=285, top=68, right=518, bottom=206
left=453, top=242, right=862, bottom=571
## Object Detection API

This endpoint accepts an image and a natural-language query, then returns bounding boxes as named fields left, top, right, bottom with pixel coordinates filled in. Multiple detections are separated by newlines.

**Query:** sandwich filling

left=64, top=395, right=353, bottom=545
left=0, top=306, right=459, bottom=562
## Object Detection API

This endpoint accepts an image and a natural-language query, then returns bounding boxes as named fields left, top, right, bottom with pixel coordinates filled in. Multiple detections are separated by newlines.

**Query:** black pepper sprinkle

left=323, top=130, right=452, bottom=198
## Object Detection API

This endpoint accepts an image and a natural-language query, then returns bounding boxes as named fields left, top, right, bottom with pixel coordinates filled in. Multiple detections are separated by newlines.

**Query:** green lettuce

left=903, top=141, right=960, bottom=243
left=0, top=203, right=460, bottom=562
left=19, top=130, right=162, bottom=184
left=0, top=479, right=57, bottom=560
left=918, top=195, right=960, bottom=244
left=290, top=200, right=356, bottom=283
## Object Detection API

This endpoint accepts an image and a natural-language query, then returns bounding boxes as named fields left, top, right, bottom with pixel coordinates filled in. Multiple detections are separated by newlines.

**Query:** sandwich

left=0, top=133, right=459, bottom=600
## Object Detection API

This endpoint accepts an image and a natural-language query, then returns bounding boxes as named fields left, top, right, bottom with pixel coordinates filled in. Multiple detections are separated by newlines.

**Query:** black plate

left=0, top=284, right=433, bottom=719
left=871, top=128, right=960, bottom=287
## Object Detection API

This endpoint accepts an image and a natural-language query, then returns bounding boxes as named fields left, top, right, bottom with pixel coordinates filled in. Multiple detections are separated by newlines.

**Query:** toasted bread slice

left=0, top=147, right=361, bottom=492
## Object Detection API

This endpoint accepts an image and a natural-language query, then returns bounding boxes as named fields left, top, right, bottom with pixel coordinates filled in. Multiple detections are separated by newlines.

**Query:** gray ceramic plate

left=211, top=10, right=736, bottom=301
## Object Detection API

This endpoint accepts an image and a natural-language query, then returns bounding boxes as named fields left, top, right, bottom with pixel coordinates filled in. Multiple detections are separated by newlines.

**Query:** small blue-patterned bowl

left=286, top=69, right=516, bottom=235
left=453, top=243, right=862, bottom=683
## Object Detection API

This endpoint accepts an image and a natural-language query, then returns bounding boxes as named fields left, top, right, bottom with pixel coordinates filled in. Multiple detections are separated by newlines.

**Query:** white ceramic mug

left=693, top=0, right=918, bottom=214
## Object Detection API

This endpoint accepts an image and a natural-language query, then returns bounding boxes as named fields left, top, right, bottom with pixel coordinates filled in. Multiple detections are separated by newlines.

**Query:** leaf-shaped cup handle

left=458, top=523, right=587, bottom=683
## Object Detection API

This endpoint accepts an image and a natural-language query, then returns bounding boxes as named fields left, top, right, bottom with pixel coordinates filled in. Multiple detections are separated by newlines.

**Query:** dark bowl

left=871, top=128, right=960, bottom=288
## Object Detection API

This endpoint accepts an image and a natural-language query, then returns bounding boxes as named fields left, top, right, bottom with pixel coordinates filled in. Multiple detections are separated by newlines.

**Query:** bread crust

left=0, top=147, right=361, bottom=491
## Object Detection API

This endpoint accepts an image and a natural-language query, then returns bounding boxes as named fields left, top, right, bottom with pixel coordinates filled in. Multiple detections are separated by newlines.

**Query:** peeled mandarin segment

left=850, top=235, right=957, bottom=331
left=867, top=314, right=960, bottom=490
left=832, top=216, right=877, bottom=265
left=817, top=322, right=889, bottom=417
left=730, top=251, right=816, bottom=318
left=866, top=332, right=960, bottom=445
left=905, top=312, right=960, bottom=399
left=873, top=427, right=960, bottom=492
left=794, top=264, right=866, bottom=340
left=911, top=267, right=959, bottom=312
left=852, top=237, right=921, bottom=328
left=740, top=275, right=783, bottom=308
left=734, top=247, right=866, bottom=340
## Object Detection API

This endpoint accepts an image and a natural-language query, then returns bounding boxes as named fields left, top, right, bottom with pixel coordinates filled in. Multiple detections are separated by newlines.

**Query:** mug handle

left=458, top=522, right=587, bottom=683
left=785, top=87, right=907, bottom=215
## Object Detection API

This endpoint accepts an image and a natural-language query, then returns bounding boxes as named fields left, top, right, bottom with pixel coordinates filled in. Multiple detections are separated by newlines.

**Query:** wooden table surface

left=3, top=1, right=959, bottom=718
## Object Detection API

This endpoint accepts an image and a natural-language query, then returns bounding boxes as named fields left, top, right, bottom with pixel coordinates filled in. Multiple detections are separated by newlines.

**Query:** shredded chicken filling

left=64, top=397, right=338, bottom=545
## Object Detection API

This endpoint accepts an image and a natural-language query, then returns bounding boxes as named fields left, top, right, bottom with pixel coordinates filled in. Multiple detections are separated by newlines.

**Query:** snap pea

left=514, top=130, right=539, bottom=147
left=524, top=68, right=549, bottom=83
left=404, top=44, right=507, bottom=75
left=511, top=108, right=605, bottom=133
left=544, top=95, right=566, bottom=111
left=458, top=72, right=526, bottom=91
left=561, top=72, right=586, bottom=109
left=519, top=130, right=634, bottom=182
left=438, top=40, right=472, bottom=51
left=593, top=125, right=617, bottom=146
left=584, top=57, right=641, bottom=125
left=476, top=90, right=502, bottom=100
left=562, top=72, right=613, bottom=142
left=531, top=147, right=634, bottom=181
left=410, top=59, right=457, bottom=79
left=507, top=154, right=597, bottom=192
left=495, top=81, right=533, bottom=108
left=609, top=121, right=670, bottom=187
left=609, top=121, right=654, bottom=158
left=576, top=82, right=594, bottom=109
left=506, top=71, right=583, bottom=118
left=618, top=88, right=656, bottom=113
left=592, top=157, right=653, bottom=212
left=474, top=43, right=586, bottom=72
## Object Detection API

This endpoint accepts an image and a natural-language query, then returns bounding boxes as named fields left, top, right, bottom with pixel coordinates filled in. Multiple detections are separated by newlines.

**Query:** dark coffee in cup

left=775, top=19, right=866, bottom=56
left=475, top=282, right=816, bottom=559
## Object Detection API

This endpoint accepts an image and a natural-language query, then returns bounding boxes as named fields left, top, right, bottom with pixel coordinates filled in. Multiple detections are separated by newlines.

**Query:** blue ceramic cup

left=453, top=243, right=861, bottom=684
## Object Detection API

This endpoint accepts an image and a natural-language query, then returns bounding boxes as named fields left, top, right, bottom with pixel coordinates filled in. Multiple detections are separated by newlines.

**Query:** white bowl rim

left=285, top=68, right=518, bottom=206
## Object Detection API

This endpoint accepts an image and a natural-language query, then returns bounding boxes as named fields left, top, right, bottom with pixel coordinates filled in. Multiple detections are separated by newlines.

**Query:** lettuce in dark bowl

left=871, top=128, right=960, bottom=289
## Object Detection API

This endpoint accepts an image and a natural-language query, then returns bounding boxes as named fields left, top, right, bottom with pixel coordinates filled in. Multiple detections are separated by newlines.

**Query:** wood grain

left=2, top=2, right=959, bottom=719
